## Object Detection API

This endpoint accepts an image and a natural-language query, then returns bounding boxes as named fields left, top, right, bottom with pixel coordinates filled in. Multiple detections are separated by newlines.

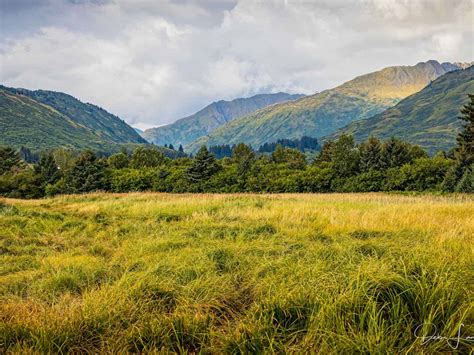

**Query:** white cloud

left=0, top=0, right=472, bottom=128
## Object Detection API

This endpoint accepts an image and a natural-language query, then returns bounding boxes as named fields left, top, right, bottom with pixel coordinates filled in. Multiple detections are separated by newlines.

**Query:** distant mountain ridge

left=188, top=60, right=471, bottom=151
left=142, top=92, right=304, bottom=147
left=326, top=65, right=474, bottom=154
left=0, top=85, right=146, bottom=152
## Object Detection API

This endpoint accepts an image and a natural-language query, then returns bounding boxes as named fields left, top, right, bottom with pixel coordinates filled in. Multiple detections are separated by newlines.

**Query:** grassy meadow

left=1, top=193, right=473, bottom=353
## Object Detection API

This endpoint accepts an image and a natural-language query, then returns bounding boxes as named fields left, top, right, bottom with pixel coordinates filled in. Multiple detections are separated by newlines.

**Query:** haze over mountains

left=142, top=93, right=304, bottom=147
left=0, top=86, right=146, bottom=152
left=188, top=60, right=470, bottom=151
left=327, top=65, right=474, bottom=154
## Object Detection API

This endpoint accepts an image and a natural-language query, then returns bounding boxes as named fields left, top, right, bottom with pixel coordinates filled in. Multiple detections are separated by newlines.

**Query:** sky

left=0, top=0, right=473, bottom=130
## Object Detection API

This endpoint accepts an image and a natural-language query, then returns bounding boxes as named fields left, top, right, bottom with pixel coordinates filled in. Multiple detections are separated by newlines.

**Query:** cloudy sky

left=0, top=0, right=473, bottom=129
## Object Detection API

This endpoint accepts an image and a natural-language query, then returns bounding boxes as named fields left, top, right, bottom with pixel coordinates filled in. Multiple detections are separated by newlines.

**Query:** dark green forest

left=1, top=95, right=473, bottom=197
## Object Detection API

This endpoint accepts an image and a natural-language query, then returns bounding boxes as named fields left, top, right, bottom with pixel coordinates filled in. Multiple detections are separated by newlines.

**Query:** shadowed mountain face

left=188, top=60, right=471, bottom=151
left=142, top=92, right=304, bottom=147
left=0, top=85, right=146, bottom=152
left=326, top=66, right=474, bottom=154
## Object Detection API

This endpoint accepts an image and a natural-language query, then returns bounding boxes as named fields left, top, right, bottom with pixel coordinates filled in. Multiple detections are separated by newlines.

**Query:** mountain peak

left=328, top=65, right=474, bottom=154
left=142, top=92, right=304, bottom=147
left=420, top=59, right=440, bottom=66
left=187, top=60, right=468, bottom=151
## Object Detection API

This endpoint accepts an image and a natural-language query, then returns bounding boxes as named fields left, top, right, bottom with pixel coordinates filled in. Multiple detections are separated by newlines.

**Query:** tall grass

left=1, top=193, right=473, bottom=353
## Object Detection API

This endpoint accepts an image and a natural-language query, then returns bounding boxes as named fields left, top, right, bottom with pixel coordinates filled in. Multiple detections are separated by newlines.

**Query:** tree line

left=1, top=95, right=472, bottom=197
left=208, top=136, right=320, bottom=159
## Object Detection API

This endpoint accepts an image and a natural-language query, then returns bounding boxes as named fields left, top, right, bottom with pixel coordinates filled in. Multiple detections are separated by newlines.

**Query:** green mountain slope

left=325, top=66, right=474, bottom=154
left=0, top=85, right=146, bottom=152
left=189, top=60, right=470, bottom=151
left=142, top=92, right=304, bottom=147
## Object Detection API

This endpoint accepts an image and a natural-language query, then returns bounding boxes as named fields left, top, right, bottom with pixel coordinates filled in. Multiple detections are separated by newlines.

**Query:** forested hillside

left=188, top=61, right=470, bottom=151
left=326, top=66, right=474, bottom=154
left=1, top=93, right=472, bottom=197
left=142, top=93, right=304, bottom=147
left=0, top=86, right=146, bottom=152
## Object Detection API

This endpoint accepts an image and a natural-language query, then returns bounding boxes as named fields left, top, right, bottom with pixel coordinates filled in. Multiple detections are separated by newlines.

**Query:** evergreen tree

left=178, top=145, right=184, bottom=153
left=331, top=134, right=360, bottom=177
left=380, top=138, right=425, bottom=169
left=258, top=136, right=318, bottom=153
left=299, top=136, right=319, bottom=151
left=35, top=152, right=60, bottom=186
left=0, top=147, right=25, bottom=175
left=187, top=146, right=220, bottom=183
left=232, top=143, right=255, bottom=176
left=19, top=147, right=39, bottom=163
left=314, top=141, right=335, bottom=164
left=456, top=94, right=474, bottom=168
left=64, top=150, right=107, bottom=193
left=454, top=166, right=473, bottom=192
left=359, top=136, right=383, bottom=172
left=169, top=144, right=175, bottom=150
left=443, top=94, right=474, bottom=192
left=209, top=144, right=232, bottom=158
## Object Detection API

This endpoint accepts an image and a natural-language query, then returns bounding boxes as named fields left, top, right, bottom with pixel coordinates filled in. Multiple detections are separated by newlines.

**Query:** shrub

left=108, top=168, right=156, bottom=192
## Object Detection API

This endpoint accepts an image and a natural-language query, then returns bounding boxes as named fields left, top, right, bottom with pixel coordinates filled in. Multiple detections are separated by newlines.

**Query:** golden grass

left=1, top=193, right=473, bottom=353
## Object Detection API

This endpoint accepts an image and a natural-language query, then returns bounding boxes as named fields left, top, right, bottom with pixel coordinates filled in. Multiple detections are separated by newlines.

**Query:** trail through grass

left=1, top=193, right=473, bottom=353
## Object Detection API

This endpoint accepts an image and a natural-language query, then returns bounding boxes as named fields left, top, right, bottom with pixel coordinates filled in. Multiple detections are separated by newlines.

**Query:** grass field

left=1, top=193, right=473, bottom=353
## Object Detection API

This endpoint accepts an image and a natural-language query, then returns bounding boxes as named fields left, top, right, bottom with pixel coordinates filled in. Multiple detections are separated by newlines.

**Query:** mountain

left=0, top=85, right=146, bottom=152
left=188, top=60, right=471, bottom=151
left=142, top=92, right=304, bottom=147
left=325, top=66, right=474, bottom=154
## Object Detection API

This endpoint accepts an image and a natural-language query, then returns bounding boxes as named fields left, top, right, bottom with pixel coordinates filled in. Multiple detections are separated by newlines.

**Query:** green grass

left=1, top=193, right=473, bottom=353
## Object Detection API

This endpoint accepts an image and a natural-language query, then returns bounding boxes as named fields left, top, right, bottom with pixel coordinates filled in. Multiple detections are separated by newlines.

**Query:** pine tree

left=314, top=141, right=335, bottom=164
left=232, top=143, right=255, bottom=176
left=457, top=94, right=474, bottom=167
left=454, top=168, right=473, bottom=192
left=187, top=146, right=220, bottom=183
left=443, top=94, right=474, bottom=192
left=178, top=145, right=184, bottom=153
left=64, top=150, right=106, bottom=193
left=169, top=144, right=175, bottom=150
left=359, top=136, right=382, bottom=172
left=36, top=152, right=60, bottom=185
left=0, top=147, right=25, bottom=175
left=19, top=146, right=38, bottom=163
left=380, top=138, right=425, bottom=169
left=331, top=134, right=360, bottom=177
